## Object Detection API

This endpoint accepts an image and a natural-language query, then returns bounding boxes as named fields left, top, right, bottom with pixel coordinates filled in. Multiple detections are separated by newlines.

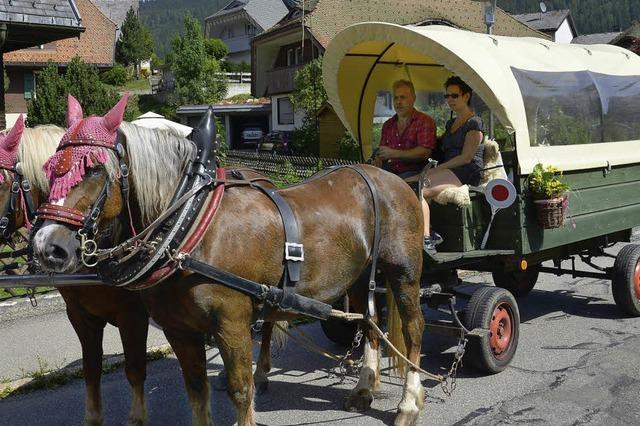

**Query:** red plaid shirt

left=380, top=110, right=436, bottom=175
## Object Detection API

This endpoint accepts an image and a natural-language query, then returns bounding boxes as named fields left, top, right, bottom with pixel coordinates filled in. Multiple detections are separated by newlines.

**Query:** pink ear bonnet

left=43, top=94, right=128, bottom=201
left=0, top=114, right=25, bottom=183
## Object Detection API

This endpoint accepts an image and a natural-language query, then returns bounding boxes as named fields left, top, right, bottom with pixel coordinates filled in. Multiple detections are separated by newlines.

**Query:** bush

left=336, top=132, right=360, bottom=161
left=140, top=68, right=151, bottom=79
left=100, top=64, right=128, bottom=86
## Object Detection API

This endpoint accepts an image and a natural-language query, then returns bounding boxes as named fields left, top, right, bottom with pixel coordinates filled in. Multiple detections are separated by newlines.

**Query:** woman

left=419, top=76, right=485, bottom=251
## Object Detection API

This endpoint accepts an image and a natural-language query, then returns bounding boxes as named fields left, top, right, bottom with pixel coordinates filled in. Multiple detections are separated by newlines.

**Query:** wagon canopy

left=323, top=22, right=640, bottom=174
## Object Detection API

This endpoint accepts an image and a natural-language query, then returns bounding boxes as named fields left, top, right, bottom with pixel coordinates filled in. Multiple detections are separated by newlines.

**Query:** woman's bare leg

left=421, top=168, right=463, bottom=238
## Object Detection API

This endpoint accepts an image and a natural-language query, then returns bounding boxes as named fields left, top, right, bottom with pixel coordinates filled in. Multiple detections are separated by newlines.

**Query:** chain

left=26, top=287, right=37, bottom=307
left=334, top=325, right=364, bottom=383
left=439, top=332, right=468, bottom=397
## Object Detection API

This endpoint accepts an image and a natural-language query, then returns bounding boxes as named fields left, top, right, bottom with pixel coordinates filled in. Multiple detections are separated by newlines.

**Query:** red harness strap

left=128, top=168, right=226, bottom=290
left=37, top=203, right=85, bottom=228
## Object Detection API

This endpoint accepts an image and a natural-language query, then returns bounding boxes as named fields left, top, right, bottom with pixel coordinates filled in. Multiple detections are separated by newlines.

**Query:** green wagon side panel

left=519, top=163, right=640, bottom=255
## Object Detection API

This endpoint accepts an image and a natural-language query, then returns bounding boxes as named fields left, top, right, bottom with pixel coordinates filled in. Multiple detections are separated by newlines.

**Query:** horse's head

left=33, top=94, right=129, bottom=273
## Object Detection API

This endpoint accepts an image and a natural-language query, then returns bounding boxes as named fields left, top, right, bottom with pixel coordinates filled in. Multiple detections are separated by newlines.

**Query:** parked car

left=241, top=125, right=264, bottom=148
left=258, top=132, right=289, bottom=154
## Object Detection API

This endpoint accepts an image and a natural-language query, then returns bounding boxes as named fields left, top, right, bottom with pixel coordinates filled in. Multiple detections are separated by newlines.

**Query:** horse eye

left=86, top=168, right=103, bottom=177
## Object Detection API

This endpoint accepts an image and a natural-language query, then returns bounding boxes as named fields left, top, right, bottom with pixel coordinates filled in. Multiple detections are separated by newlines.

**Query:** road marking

left=0, top=301, right=18, bottom=307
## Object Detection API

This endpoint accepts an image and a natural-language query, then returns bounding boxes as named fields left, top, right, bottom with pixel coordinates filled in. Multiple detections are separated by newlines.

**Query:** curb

left=0, top=343, right=173, bottom=398
left=0, top=290, right=66, bottom=322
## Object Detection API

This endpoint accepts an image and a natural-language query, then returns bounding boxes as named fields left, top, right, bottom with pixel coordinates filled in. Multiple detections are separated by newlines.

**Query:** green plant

left=528, top=163, right=570, bottom=199
left=336, top=132, right=360, bottom=161
left=100, top=64, right=129, bottom=86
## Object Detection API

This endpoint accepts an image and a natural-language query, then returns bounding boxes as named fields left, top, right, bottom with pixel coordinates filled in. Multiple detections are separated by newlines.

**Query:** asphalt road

left=0, top=243, right=639, bottom=425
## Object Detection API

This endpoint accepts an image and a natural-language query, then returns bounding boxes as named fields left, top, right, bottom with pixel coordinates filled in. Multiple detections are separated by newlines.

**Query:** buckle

left=285, top=242, right=304, bottom=261
left=11, top=181, right=20, bottom=193
left=0, top=216, right=8, bottom=230
left=21, top=179, right=31, bottom=192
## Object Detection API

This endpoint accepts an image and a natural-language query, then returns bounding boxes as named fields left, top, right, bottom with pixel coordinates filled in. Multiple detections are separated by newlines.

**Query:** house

left=610, top=22, right=640, bottom=55
left=512, top=9, right=577, bottom=43
left=0, top=0, right=84, bottom=129
left=205, top=0, right=290, bottom=64
left=572, top=32, right=622, bottom=46
left=250, top=0, right=545, bottom=155
left=3, top=0, right=116, bottom=127
left=92, top=0, right=138, bottom=36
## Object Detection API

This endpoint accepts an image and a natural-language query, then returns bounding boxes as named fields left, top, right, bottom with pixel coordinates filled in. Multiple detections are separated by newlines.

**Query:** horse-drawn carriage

left=1, top=22, right=640, bottom=426
left=321, top=21, right=640, bottom=372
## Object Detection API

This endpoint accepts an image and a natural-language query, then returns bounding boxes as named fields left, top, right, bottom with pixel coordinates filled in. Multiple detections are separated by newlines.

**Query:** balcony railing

left=265, top=65, right=303, bottom=95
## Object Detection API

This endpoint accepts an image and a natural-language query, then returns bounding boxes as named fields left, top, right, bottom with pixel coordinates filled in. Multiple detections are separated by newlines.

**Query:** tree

left=204, top=38, right=229, bottom=61
left=170, top=15, right=227, bottom=105
left=27, top=57, right=137, bottom=126
left=290, top=58, right=327, bottom=155
left=116, top=6, right=154, bottom=77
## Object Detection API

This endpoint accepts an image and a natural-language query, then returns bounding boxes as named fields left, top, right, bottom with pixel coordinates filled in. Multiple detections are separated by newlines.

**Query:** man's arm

left=377, top=145, right=431, bottom=162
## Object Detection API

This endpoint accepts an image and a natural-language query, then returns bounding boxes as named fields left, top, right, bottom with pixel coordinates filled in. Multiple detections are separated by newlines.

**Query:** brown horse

left=0, top=120, right=149, bottom=425
left=32, top=96, right=426, bottom=425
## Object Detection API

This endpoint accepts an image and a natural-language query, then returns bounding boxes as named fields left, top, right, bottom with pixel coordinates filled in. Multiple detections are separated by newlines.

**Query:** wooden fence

left=224, top=150, right=359, bottom=183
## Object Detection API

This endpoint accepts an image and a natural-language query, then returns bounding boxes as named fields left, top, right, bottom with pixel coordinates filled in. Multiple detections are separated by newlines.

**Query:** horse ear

left=67, top=95, right=83, bottom=127
left=103, top=93, right=129, bottom=133
left=2, top=114, right=25, bottom=153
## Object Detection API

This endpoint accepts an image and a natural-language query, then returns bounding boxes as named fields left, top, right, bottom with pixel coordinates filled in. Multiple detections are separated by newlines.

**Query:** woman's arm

left=438, top=130, right=483, bottom=169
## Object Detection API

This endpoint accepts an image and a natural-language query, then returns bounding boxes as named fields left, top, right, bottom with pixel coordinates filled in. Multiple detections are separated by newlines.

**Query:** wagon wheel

left=492, top=264, right=540, bottom=297
left=463, top=286, right=520, bottom=374
left=611, top=244, right=640, bottom=317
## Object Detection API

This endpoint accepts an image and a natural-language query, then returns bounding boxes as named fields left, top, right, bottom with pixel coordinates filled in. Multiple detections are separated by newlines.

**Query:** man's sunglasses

left=443, top=93, right=460, bottom=99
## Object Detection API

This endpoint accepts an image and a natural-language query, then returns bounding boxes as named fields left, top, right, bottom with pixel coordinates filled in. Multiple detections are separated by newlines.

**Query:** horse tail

left=271, top=321, right=289, bottom=353
left=385, top=281, right=407, bottom=375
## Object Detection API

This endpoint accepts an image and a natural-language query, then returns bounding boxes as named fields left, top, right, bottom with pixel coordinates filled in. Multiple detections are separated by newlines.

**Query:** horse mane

left=18, top=125, right=66, bottom=193
left=116, top=122, right=196, bottom=225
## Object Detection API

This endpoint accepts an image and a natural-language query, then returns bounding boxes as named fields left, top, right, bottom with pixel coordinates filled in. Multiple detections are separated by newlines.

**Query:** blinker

left=55, top=147, right=74, bottom=177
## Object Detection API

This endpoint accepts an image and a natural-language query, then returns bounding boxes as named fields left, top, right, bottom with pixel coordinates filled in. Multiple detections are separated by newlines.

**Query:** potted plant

left=528, top=163, right=570, bottom=229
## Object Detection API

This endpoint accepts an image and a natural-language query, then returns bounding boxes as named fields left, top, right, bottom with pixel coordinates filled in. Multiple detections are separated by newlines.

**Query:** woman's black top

left=441, top=115, right=485, bottom=186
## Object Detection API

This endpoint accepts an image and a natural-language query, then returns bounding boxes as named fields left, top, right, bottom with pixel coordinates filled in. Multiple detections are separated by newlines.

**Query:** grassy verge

left=0, top=287, right=55, bottom=301
left=0, top=346, right=173, bottom=399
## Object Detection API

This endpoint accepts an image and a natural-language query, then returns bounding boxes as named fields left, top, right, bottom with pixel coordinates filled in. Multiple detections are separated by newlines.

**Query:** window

left=287, top=48, right=295, bottom=67
left=245, top=23, right=256, bottom=36
left=513, top=68, right=640, bottom=146
left=24, top=72, right=35, bottom=100
left=278, top=97, right=294, bottom=125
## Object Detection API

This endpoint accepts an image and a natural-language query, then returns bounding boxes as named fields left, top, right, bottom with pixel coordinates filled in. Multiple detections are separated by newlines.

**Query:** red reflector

left=491, top=185, right=509, bottom=202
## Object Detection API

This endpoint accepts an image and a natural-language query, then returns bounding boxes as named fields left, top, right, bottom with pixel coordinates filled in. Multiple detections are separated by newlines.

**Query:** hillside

left=498, top=0, right=640, bottom=34
left=139, top=0, right=229, bottom=58
left=140, top=0, right=640, bottom=58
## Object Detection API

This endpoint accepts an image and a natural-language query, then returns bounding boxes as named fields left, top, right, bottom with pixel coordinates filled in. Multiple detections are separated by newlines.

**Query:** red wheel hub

left=489, top=303, right=513, bottom=357
left=634, top=260, right=640, bottom=300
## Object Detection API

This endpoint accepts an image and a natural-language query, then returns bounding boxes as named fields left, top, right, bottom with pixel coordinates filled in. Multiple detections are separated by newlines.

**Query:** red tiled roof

left=3, top=0, right=116, bottom=67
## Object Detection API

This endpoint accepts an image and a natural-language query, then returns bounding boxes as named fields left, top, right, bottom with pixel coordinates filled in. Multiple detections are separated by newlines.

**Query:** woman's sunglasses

left=443, top=93, right=460, bottom=99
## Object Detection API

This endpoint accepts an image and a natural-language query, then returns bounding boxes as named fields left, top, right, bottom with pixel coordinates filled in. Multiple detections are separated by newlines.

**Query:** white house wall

left=271, top=94, right=304, bottom=131
left=554, top=19, right=574, bottom=43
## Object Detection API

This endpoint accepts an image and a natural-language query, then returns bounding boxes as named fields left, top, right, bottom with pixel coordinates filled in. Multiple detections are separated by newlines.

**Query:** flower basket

left=533, top=195, right=566, bottom=229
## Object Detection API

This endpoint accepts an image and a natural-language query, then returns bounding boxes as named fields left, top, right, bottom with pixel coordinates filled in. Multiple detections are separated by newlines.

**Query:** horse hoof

left=211, top=370, right=227, bottom=391
left=343, top=389, right=373, bottom=412
left=393, top=410, right=420, bottom=426
left=255, top=380, right=269, bottom=395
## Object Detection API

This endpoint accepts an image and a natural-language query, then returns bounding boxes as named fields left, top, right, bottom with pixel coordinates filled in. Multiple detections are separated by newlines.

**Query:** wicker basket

left=533, top=196, right=566, bottom=229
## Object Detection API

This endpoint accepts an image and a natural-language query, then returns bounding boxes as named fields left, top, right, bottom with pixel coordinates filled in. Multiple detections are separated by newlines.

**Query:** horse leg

left=116, top=309, right=149, bottom=425
left=344, top=285, right=380, bottom=412
left=389, top=278, right=425, bottom=426
left=213, top=318, right=255, bottom=426
left=65, top=305, right=106, bottom=426
left=253, top=321, right=273, bottom=394
left=163, top=328, right=211, bottom=426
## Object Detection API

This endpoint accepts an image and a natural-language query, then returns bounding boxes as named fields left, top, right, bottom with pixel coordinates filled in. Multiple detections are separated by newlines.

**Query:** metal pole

left=485, top=0, right=496, bottom=139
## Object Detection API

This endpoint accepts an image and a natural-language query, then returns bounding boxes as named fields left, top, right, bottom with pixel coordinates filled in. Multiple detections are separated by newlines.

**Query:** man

left=372, top=79, right=437, bottom=179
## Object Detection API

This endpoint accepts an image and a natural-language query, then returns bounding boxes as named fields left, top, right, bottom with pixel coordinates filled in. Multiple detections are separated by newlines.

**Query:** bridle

left=36, top=136, right=132, bottom=266
left=0, top=161, right=37, bottom=243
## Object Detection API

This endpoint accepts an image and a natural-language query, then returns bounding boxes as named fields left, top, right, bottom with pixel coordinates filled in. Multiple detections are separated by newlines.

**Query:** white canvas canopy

left=132, top=112, right=193, bottom=137
left=323, top=23, right=640, bottom=173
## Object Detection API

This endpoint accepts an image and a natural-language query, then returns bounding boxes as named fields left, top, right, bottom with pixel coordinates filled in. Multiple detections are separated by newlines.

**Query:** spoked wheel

left=464, top=286, right=520, bottom=373
left=492, top=264, right=540, bottom=297
left=611, top=244, right=640, bottom=317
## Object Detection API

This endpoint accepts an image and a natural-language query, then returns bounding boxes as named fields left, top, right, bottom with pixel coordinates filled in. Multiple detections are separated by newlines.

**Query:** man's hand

left=371, top=156, right=384, bottom=168
left=377, top=146, right=396, bottom=160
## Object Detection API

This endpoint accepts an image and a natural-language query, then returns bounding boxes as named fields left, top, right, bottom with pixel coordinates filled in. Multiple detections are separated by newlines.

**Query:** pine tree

left=116, top=7, right=154, bottom=77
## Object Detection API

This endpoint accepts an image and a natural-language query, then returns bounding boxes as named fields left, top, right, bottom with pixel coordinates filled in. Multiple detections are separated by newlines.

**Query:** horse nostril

left=45, top=243, right=69, bottom=262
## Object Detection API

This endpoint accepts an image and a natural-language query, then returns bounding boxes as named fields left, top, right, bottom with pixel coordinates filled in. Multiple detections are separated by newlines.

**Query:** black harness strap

left=343, top=165, right=382, bottom=318
left=254, top=187, right=303, bottom=284
left=181, top=257, right=332, bottom=320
